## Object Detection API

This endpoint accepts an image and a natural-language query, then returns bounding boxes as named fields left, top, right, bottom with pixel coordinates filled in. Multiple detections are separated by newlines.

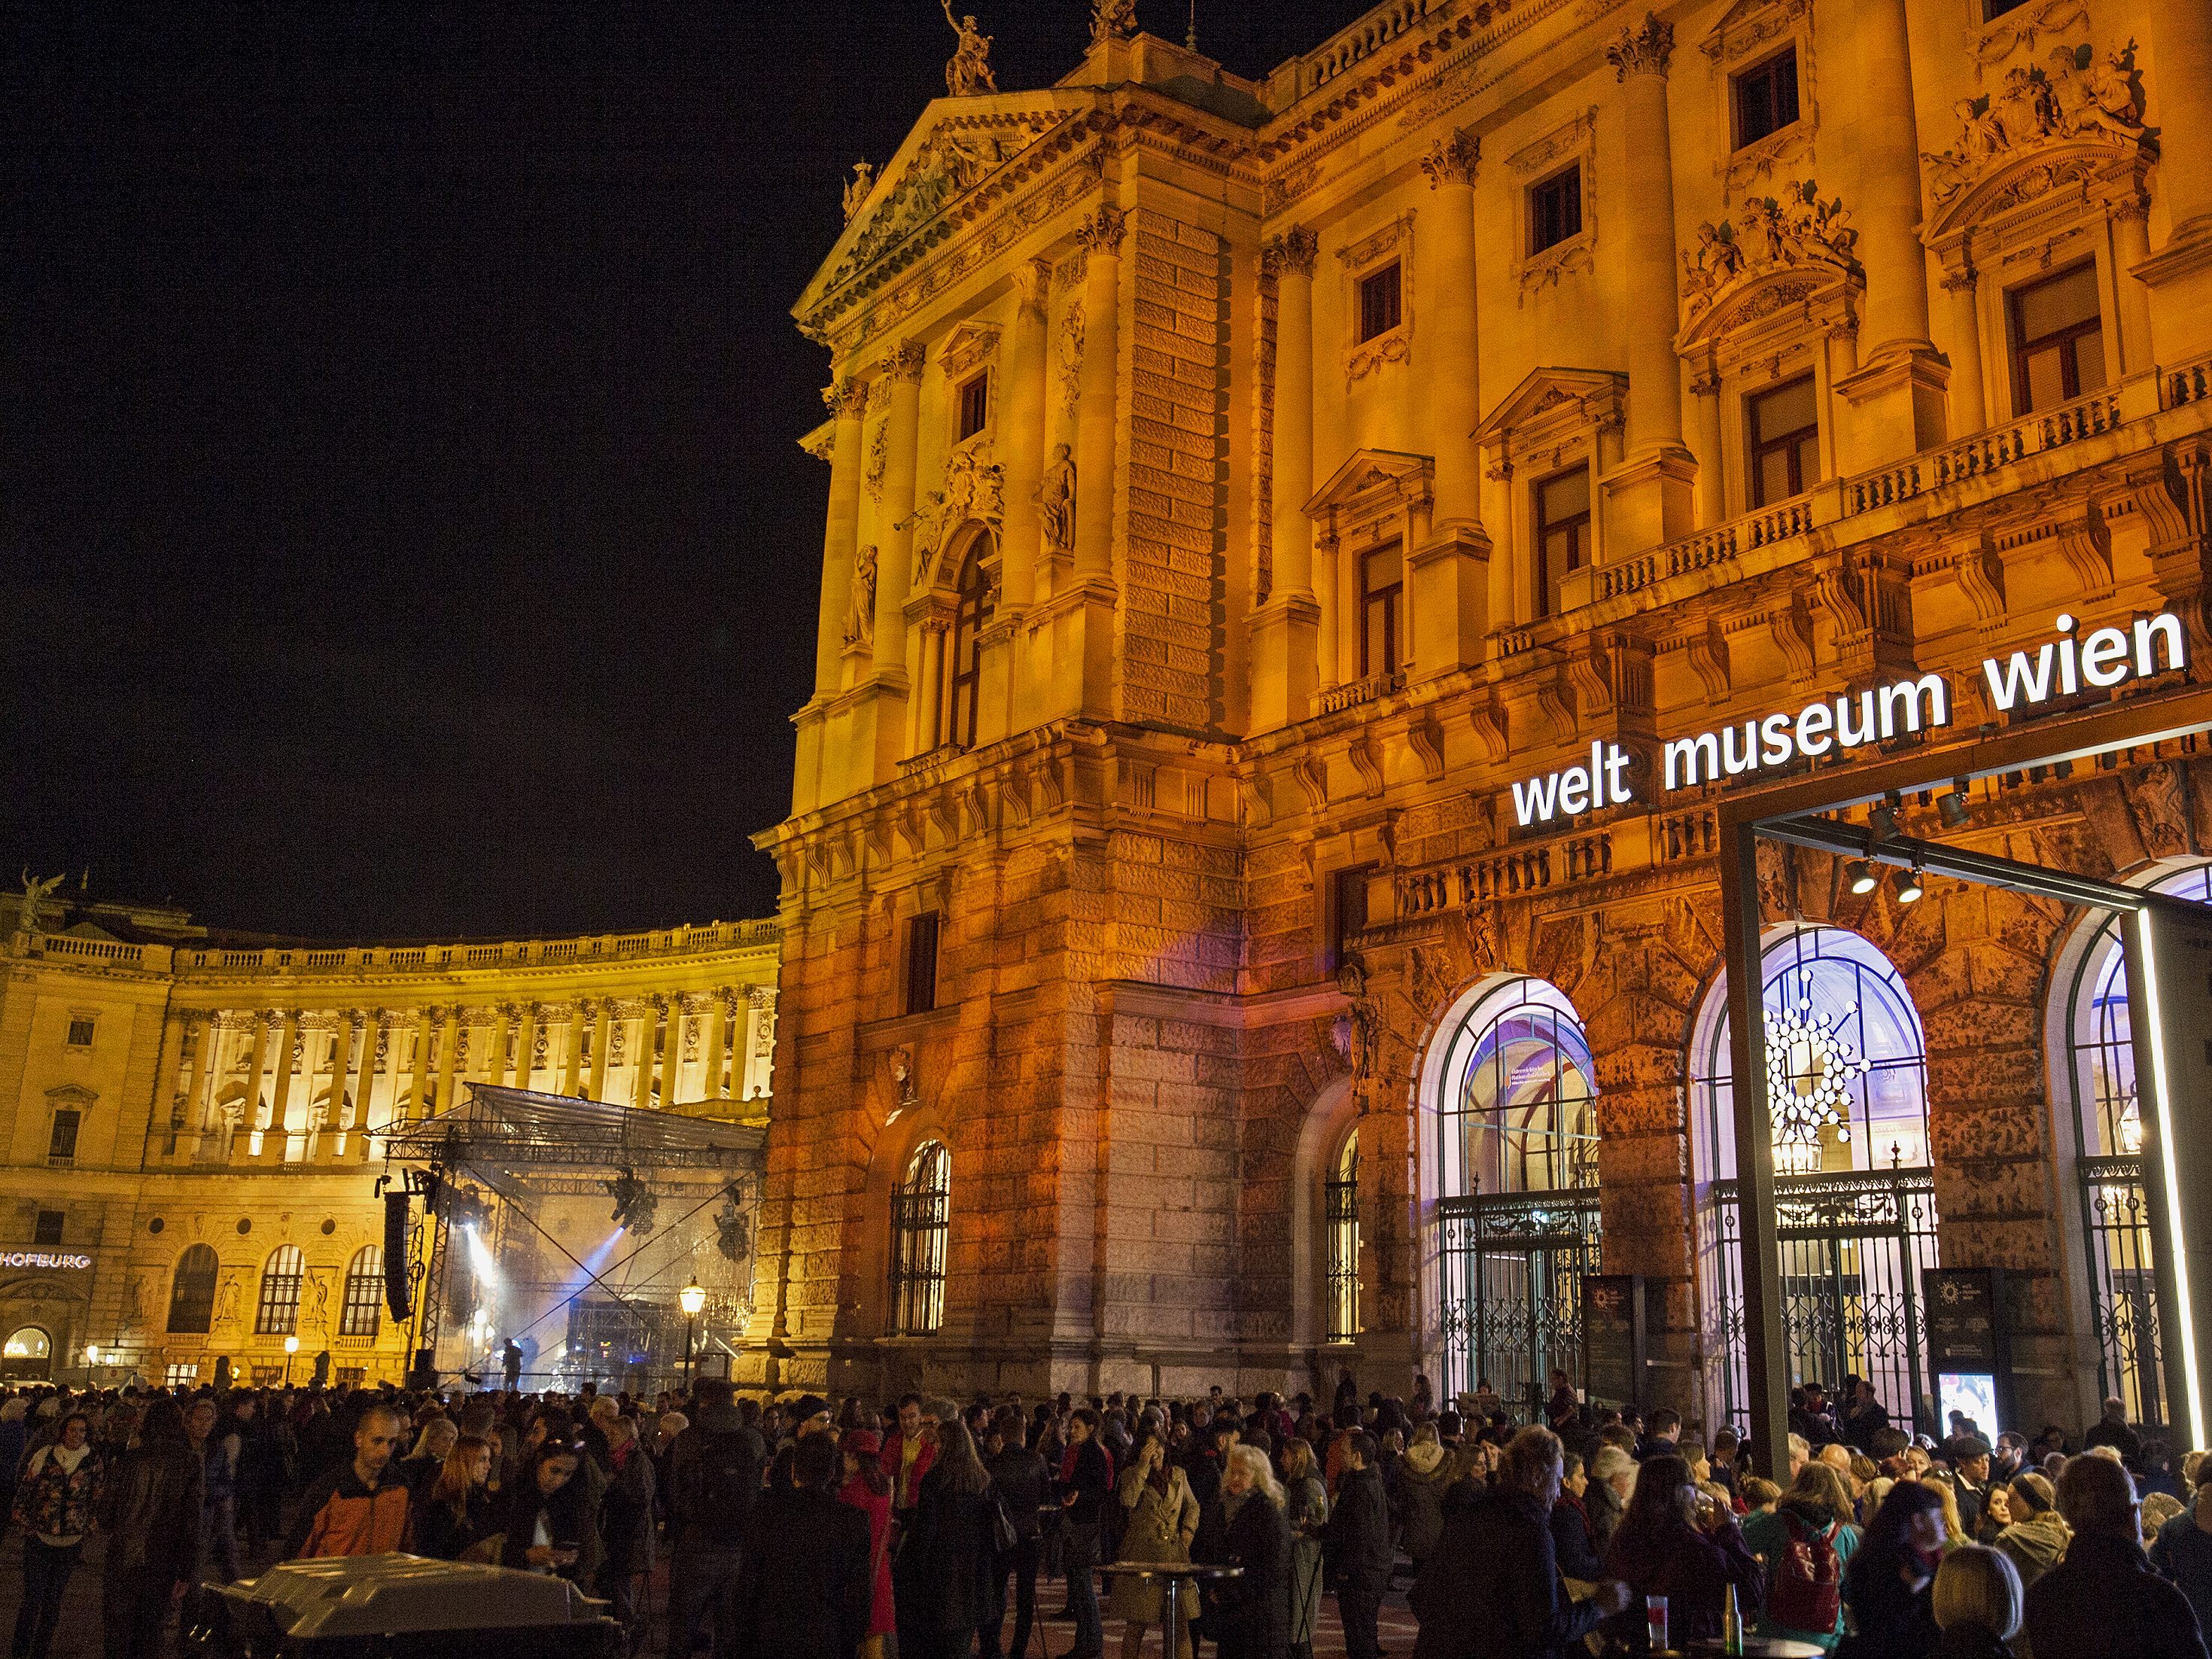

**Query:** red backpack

left=1764, top=1510, right=1843, bottom=1633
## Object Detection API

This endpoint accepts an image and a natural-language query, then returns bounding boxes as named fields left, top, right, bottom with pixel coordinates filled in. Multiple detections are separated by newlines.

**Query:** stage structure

left=382, top=1085, right=764, bottom=1391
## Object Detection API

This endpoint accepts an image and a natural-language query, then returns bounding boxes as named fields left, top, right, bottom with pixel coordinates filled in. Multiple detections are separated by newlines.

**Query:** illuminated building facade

left=0, top=884, right=777, bottom=1387
left=754, top=0, right=2212, bottom=1441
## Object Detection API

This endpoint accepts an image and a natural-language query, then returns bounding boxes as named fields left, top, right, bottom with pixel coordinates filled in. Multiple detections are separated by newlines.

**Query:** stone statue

left=1038, top=444, right=1076, bottom=556
left=17, top=870, right=61, bottom=934
left=1091, top=0, right=1138, bottom=46
left=942, top=0, right=998, bottom=97
left=844, top=543, right=878, bottom=648
left=842, top=159, right=875, bottom=222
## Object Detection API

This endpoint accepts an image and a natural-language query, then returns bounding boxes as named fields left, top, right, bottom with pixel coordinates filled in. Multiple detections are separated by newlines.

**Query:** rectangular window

left=1733, top=49, right=1800, bottom=148
left=1535, top=466, right=1592, bottom=618
left=336, top=1365, right=366, bottom=1386
left=1529, top=168, right=1583, bottom=254
left=1359, top=543, right=1403, bottom=678
left=164, top=1362, right=200, bottom=1387
left=957, top=373, right=990, bottom=440
left=1749, top=374, right=1821, bottom=506
left=1357, top=263, right=1402, bottom=342
left=65, top=1018, right=93, bottom=1048
left=32, top=1211, right=62, bottom=1246
left=905, top=912, right=942, bottom=1017
left=2009, top=260, right=2106, bottom=416
left=248, top=1365, right=284, bottom=1387
left=47, top=1110, right=79, bottom=1164
left=1331, top=865, right=1374, bottom=971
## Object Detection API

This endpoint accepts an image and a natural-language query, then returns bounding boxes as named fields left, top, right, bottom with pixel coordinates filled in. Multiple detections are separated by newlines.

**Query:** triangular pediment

left=1474, top=368, right=1626, bottom=446
left=795, top=93, right=1087, bottom=328
left=1305, top=449, right=1432, bottom=518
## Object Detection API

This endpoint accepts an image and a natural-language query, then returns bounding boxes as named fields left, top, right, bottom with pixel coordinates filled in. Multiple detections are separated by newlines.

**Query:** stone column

left=2134, top=2, right=2212, bottom=355
left=242, top=1014, right=272, bottom=1133
left=149, top=1012, right=188, bottom=1159
left=1411, top=133, right=1493, bottom=682
left=912, top=617, right=949, bottom=750
left=1690, top=368, right=1727, bottom=525
left=702, top=991, right=728, bottom=1102
left=513, top=1003, right=537, bottom=1091
left=813, top=375, right=869, bottom=696
left=561, top=1003, right=586, bottom=1096
left=1073, top=208, right=1124, bottom=581
left=1830, top=0, right=1948, bottom=463
left=2112, top=202, right=2156, bottom=376
left=410, top=1009, right=436, bottom=1120
left=1251, top=227, right=1322, bottom=731
left=435, top=1007, right=461, bottom=1116
left=665, top=1000, right=689, bottom=1107
left=352, top=1012, right=381, bottom=1129
left=1602, top=15, right=1697, bottom=552
left=874, top=341, right=926, bottom=671
left=268, top=1010, right=299, bottom=1136
left=1000, top=260, right=1052, bottom=613
left=633, top=1006, right=658, bottom=1110
left=193, top=1016, right=228, bottom=1132
left=1941, top=269, right=1988, bottom=436
left=589, top=1000, right=612, bottom=1100
left=489, top=1005, right=513, bottom=1088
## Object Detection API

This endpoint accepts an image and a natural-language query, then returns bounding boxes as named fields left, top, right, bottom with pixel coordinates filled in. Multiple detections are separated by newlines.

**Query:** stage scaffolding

left=382, top=1085, right=765, bottom=1390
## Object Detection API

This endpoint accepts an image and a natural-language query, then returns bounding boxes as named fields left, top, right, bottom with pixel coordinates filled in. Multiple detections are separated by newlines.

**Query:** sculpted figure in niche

left=941, top=0, right=998, bottom=96
left=1038, top=445, right=1076, bottom=555
left=844, top=544, right=878, bottom=648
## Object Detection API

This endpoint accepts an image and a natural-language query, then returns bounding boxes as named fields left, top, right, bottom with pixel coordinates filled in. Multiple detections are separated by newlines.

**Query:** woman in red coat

left=840, top=1429, right=897, bottom=1657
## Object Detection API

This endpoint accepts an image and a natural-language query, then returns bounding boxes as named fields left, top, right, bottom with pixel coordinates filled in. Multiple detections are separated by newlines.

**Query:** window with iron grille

left=2009, top=260, right=2105, bottom=416
left=1357, top=263, right=1401, bottom=342
left=167, top=1243, right=218, bottom=1334
left=47, top=1110, right=79, bottom=1165
left=1535, top=467, right=1590, bottom=618
left=255, top=1244, right=305, bottom=1336
left=957, top=373, right=990, bottom=440
left=905, top=912, right=942, bottom=1016
left=1732, top=49, right=1799, bottom=149
left=341, top=1245, right=385, bottom=1338
left=1325, top=1131, right=1361, bottom=1343
left=890, top=1141, right=951, bottom=1335
left=1529, top=168, right=1582, bottom=254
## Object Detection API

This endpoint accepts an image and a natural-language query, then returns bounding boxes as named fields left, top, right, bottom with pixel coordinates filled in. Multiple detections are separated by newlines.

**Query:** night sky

left=4, top=2, right=1370, bottom=942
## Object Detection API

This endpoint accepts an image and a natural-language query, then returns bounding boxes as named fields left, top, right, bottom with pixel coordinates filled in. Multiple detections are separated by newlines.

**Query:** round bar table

left=1095, top=1560, right=1243, bottom=1657
left=1683, top=1639, right=1826, bottom=1657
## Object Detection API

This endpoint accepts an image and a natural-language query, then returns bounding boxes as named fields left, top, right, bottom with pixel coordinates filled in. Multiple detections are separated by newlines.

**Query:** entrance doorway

left=2, top=1326, right=51, bottom=1381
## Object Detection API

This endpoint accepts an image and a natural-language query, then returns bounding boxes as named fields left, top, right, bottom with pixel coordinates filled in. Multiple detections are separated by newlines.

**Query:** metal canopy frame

left=1716, top=681, right=2212, bottom=1482
left=383, top=1083, right=765, bottom=1172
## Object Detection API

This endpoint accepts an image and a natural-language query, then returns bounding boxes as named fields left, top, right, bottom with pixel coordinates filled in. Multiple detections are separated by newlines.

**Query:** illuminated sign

left=1509, top=613, right=2185, bottom=828
left=0, top=1251, right=93, bottom=1270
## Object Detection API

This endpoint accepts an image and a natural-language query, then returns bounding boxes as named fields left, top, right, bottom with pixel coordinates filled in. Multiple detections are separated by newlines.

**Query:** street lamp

left=679, top=1281, right=705, bottom=1390
left=284, top=1334, right=300, bottom=1387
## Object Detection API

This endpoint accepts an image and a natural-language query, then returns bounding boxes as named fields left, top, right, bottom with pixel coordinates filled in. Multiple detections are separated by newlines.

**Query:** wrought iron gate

left=1703, top=1169, right=1941, bottom=1437
left=1438, top=1189, right=1602, bottom=1417
left=2077, top=1155, right=2165, bottom=1426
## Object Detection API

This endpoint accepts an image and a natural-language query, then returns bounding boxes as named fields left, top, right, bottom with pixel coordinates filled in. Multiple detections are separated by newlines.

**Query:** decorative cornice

left=1607, top=13, right=1675, bottom=81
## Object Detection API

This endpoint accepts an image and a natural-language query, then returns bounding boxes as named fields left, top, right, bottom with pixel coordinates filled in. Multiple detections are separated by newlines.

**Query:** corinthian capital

left=1606, top=12, right=1674, bottom=80
left=887, top=339, right=927, bottom=383
left=823, top=376, right=870, bottom=419
left=1076, top=205, right=1127, bottom=255
left=1264, top=225, right=1321, bottom=280
left=1420, top=129, right=1480, bottom=190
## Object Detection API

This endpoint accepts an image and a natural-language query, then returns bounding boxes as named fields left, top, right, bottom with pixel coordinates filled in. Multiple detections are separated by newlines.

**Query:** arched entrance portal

left=1425, top=976, right=1602, bottom=1413
left=2, top=1326, right=51, bottom=1381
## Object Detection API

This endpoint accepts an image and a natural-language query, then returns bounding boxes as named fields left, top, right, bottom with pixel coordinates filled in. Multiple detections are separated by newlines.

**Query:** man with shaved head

left=287, top=1400, right=413, bottom=1558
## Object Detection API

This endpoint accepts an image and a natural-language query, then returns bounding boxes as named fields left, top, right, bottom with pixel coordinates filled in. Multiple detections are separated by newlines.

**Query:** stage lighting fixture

left=1868, top=798, right=1898, bottom=842
left=603, top=1166, right=659, bottom=1235
left=1895, top=861, right=1925, bottom=904
left=1939, top=784, right=1970, bottom=829
left=1845, top=859, right=1878, bottom=895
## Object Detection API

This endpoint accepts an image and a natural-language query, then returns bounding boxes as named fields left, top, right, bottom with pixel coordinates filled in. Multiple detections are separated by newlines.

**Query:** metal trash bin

left=199, top=1554, right=620, bottom=1659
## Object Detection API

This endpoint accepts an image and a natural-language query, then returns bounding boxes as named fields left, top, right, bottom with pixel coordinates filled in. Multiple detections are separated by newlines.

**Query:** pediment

left=796, top=96, right=1082, bottom=327
left=44, top=1084, right=94, bottom=1107
left=1304, top=449, right=1432, bottom=519
left=1474, top=368, right=1626, bottom=449
left=1675, top=260, right=1856, bottom=358
left=1924, top=136, right=2151, bottom=249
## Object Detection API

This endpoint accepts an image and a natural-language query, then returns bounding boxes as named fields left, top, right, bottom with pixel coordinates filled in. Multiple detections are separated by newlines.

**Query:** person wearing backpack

left=1744, top=1461, right=1863, bottom=1652
left=665, top=1379, right=766, bottom=1659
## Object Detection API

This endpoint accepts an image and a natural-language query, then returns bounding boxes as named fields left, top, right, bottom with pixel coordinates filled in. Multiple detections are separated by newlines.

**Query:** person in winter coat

left=1410, top=1426, right=1629, bottom=1659
left=982, top=1411, right=1050, bottom=1659
left=1057, top=1407, right=1115, bottom=1659
left=838, top=1431, right=896, bottom=1659
left=1322, top=1431, right=1394, bottom=1659
left=411, top=1435, right=495, bottom=1562
left=1991, top=1471, right=2070, bottom=1599
left=894, top=1417, right=1001, bottom=1659
left=98, top=1396, right=202, bottom=1659
left=2025, top=1453, right=2209, bottom=1659
left=497, top=1441, right=604, bottom=1590
left=10, top=1411, right=102, bottom=1659
left=1282, top=1438, right=1329, bottom=1659
left=596, top=1414, right=656, bottom=1657
left=1392, top=1423, right=1452, bottom=1575
left=732, top=1436, right=874, bottom=1659
left=1742, top=1461, right=1861, bottom=1652
left=0, top=1398, right=31, bottom=1515
left=1109, top=1432, right=1201, bottom=1659
left=1550, top=1451, right=1605, bottom=1585
left=2153, top=1459, right=2212, bottom=1639
left=1602, top=1453, right=1764, bottom=1654
left=1838, top=1478, right=1947, bottom=1659
left=1933, top=1545, right=2025, bottom=1659
left=1196, top=1444, right=1292, bottom=1659
left=1586, top=1444, right=1635, bottom=1551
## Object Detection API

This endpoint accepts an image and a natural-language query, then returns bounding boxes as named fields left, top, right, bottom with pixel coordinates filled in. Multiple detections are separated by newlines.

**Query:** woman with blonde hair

left=1106, top=1429, right=1200, bottom=1659
left=1743, top=1460, right=1862, bottom=1651
left=1921, top=1475, right=1970, bottom=1557
left=1931, top=1543, right=2023, bottom=1658
left=1197, top=1443, right=1291, bottom=1659
left=1279, top=1437, right=1328, bottom=1659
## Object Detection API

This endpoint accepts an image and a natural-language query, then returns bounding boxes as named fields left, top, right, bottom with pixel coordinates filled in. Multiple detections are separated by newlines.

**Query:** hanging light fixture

left=1845, top=858, right=1879, bottom=895
left=1895, top=860, right=1925, bottom=904
left=1939, top=781, right=1971, bottom=830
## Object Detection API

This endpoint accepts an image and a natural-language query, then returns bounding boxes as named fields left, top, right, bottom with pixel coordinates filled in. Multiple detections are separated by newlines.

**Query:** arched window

left=2, top=1328, right=50, bottom=1365
left=2062, top=862, right=2212, bottom=1426
left=166, top=1243, right=219, bottom=1334
left=1325, top=1130, right=1361, bottom=1344
left=1688, top=926, right=1938, bottom=1435
left=948, top=549, right=993, bottom=749
left=1428, top=977, right=1602, bottom=1407
left=340, top=1246, right=385, bottom=1339
left=890, top=1141, right=951, bottom=1335
left=254, top=1244, right=306, bottom=1336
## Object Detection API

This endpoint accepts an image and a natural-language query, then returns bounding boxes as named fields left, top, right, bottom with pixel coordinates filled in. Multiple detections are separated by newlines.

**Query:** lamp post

left=679, top=1281, right=705, bottom=1391
left=283, top=1334, right=300, bottom=1387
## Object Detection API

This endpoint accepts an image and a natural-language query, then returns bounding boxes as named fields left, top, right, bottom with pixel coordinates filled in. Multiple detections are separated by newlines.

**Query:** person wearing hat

left=791, top=1395, right=834, bottom=1440
left=1953, top=1439, right=1995, bottom=1542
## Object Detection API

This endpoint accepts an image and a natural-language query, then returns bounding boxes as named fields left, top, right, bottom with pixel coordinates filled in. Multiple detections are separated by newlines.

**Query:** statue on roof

left=17, top=869, right=62, bottom=935
left=942, top=0, right=998, bottom=97
left=842, top=160, right=875, bottom=223
left=1092, top=0, right=1138, bottom=46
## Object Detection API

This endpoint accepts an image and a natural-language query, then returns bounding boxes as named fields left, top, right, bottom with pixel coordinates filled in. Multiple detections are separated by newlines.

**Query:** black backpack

left=683, top=1429, right=760, bottom=1544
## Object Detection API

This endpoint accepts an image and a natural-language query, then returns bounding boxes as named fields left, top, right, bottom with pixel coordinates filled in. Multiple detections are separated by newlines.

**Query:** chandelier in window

left=1766, top=970, right=1870, bottom=1176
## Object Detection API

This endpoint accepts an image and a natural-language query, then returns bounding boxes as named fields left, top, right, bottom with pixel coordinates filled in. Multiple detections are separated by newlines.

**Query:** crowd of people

left=0, top=1365, right=2208, bottom=1659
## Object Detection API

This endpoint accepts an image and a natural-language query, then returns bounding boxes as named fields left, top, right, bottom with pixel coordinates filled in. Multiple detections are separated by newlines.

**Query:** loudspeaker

left=408, top=1348, right=437, bottom=1391
left=383, top=1190, right=414, bottom=1322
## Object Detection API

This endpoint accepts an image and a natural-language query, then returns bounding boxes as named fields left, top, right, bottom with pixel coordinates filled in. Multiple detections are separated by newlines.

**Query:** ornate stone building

left=0, top=882, right=777, bottom=1387
left=751, top=0, right=2212, bottom=1438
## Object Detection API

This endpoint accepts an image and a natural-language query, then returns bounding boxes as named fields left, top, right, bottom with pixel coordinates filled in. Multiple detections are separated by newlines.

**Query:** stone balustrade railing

left=1319, top=671, right=1405, bottom=714
left=169, top=917, right=778, bottom=979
